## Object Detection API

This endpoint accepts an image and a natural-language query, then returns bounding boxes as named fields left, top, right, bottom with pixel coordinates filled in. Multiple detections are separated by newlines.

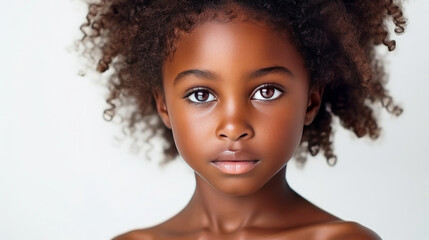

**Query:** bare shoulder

left=112, top=228, right=156, bottom=240
left=317, top=221, right=381, bottom=240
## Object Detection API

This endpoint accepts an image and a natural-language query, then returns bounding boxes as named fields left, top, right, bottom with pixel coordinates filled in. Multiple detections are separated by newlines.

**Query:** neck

left=184, top=166, right=299, bottom=233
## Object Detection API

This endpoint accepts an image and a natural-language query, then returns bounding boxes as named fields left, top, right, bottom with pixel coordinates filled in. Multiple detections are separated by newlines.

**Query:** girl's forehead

left=166, top=3, right=293, bottom=60
left=163, top=20, right=308, bottom=85
left=168, top=3, right=291, bottom=49
left=172, top=20, right=291, bottom=59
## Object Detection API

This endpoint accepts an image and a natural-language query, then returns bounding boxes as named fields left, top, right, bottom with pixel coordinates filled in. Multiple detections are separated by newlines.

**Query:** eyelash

left=183, top=84, right=285, bottom=104
left=184, top=87, right=217, bottom=104
left=251, top=84, right=284, bottom=101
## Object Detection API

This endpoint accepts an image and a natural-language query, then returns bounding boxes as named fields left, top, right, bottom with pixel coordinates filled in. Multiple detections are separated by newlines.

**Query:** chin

left=209, top=178, right=267, bottom=197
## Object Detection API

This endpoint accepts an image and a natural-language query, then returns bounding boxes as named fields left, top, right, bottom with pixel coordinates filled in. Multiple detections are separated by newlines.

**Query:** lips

left=211, top=150, right=260, bottom=175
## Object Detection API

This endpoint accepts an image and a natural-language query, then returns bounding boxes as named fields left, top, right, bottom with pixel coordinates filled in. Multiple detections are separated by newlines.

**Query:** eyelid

left=251, top=83, right=285, bottom=101
left=183, top=87, right=214, bottom=98
left=183, top=87, right=217, bottom=104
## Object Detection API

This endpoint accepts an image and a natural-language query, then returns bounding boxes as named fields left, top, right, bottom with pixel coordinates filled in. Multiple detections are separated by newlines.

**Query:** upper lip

left=213, top=150, right=258, bottom=162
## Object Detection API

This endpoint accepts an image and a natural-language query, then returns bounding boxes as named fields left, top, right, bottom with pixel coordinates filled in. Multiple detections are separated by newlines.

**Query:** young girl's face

left=156, top=19, right=321, bottom=196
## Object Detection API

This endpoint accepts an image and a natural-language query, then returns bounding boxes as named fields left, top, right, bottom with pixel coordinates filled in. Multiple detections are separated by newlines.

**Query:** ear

left=304, top=86, right=324, bottom=126
left=153, top=89, right=172, bottom=129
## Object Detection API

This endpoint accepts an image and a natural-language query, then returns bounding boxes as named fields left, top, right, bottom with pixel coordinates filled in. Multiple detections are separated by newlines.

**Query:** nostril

left=219, top=133, right=248, bottom=140
left=237, top=133, right=248, bottom=140
left=218, top=131, right=251, bottom=141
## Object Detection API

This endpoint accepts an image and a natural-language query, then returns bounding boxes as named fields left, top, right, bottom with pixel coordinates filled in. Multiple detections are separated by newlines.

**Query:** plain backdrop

left=0, top=0, right=428, bottom=239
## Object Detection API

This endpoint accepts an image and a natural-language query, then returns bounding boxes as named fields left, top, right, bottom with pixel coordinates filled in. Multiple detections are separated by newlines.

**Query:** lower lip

left=211, top=161, right=259, bottom=175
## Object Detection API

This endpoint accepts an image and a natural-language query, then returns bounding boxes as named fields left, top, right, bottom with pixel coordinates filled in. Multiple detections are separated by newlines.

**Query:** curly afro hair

left=80, top=0, right=406, bottom=165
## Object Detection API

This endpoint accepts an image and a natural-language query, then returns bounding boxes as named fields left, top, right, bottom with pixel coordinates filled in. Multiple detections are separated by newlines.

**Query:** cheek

left=273, top=114, right=304, bottom=154
left=262, top=113, right=303, bottom=151
left=254, top=101, right=307, bottom=156
left=168, top=105, right=215, bottom=159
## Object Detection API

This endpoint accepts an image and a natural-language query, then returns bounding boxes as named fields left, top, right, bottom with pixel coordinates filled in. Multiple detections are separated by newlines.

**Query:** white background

left=0, top=0, right=428, bottom=239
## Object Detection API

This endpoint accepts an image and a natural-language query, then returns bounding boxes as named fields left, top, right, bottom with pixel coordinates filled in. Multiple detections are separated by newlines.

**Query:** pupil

left=196, top=91, right=208, bottom=101
left=261, top=88, right=274, bottom=98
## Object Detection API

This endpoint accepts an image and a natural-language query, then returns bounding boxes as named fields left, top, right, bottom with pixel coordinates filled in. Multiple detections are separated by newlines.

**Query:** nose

left=215, top=103, right=254, bottom=142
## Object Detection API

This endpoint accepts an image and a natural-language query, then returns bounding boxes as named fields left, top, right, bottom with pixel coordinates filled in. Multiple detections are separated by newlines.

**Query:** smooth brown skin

left=115, top=20, right=380, bottom=240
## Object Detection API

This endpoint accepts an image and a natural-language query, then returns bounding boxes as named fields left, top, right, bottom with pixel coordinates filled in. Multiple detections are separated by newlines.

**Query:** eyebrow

left=174, top=69, right=217, bottom=85
left=173, top=66, right=294, bottom=85
left=249, top=66, right=294, bottom=79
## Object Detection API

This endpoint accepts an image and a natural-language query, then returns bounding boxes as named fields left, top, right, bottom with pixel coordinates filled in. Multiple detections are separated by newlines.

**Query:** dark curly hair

left=80, top=0, right=406, bottom=165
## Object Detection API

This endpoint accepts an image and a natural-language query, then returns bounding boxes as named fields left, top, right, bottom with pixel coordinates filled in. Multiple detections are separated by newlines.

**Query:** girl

left=80, top=0, right=406, bottom=239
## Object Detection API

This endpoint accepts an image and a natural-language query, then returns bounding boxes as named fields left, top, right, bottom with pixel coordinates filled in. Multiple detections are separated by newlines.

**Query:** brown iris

left=195, top=91, right=210, bottom=101
left=260, top=87, right=275, bottom=99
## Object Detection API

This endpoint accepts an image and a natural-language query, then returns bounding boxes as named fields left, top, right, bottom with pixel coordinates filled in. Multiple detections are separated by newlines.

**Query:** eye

left=251, top=84, right=284, bottom=101
left=185, top=88, right=217, bottom=103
